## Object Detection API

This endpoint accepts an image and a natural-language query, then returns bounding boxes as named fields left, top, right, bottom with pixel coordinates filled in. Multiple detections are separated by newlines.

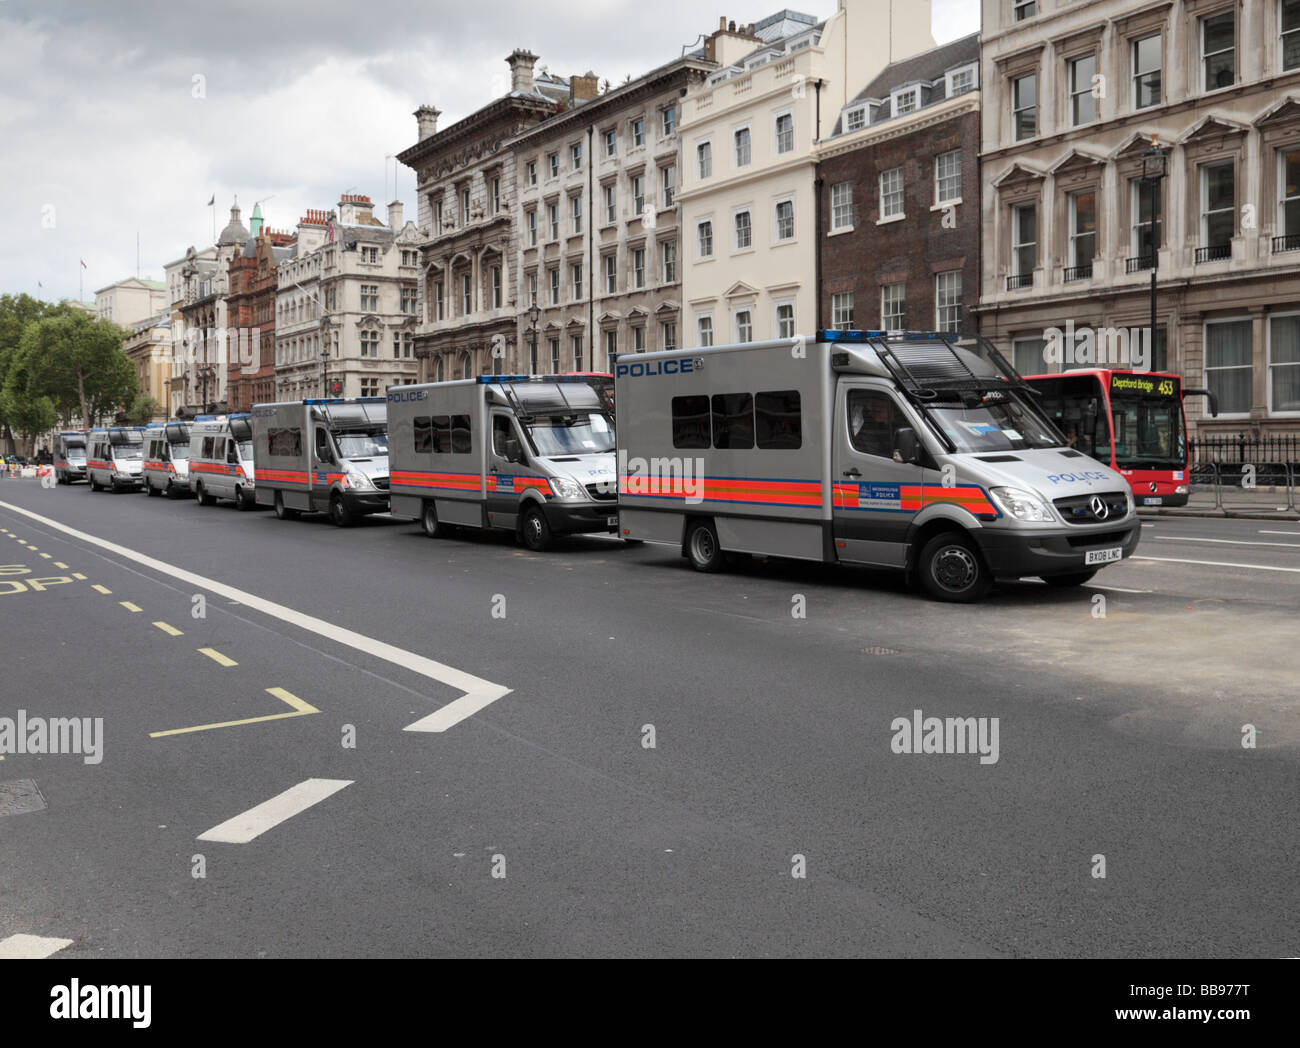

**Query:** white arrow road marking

left=197, top=778, right=353, bottom=844
left=0, top=502, right=511, bottom=731
left=0, top=934, right=74, bottom=958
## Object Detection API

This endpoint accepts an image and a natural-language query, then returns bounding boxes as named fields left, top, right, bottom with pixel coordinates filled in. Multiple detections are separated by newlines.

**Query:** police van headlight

left=550, top=476, right=586, bottom=500
left=345, top=469, right=375, bottom=491
left=989, top=487, right=1055, bottom=523
left=1124, top=489, right=1136, bottom=514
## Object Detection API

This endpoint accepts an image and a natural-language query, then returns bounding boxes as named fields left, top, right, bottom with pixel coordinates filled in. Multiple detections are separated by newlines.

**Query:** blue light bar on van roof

left=818, top=329, right=877, bottom=342
left=194, top=414, right=216, bottom=421
left=477, top=373, right=612, bottom=384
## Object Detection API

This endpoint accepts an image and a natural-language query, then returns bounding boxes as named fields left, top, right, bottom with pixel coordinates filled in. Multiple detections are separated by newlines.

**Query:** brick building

left=818, top=33, right=981, bottom=334
left=226, top=204, right=296, bottom=412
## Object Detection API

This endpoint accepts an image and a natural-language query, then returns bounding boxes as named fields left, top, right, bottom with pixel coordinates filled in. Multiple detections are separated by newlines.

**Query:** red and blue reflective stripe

left=619, top=475, right=821, bottom=508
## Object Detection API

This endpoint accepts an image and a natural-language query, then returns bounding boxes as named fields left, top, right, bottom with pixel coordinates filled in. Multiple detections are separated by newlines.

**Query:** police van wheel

left=329, top=492, right=355, bottom=528
left=421, top=502, right=448, bottom=539
left=686, top=520, right=724, bottom=573
left=918, top=531, right=990, bottom=603
left=1043, top=570, right=1097, bottom=588
left=89, top=476, right=101, bottom=492
left=146, top=481, right=160, bottom=497
left=234, top=486, right=249, bottom=511
left=520, top=506, right=552, bottom=551
left=195, top=483, right=215, bottom=507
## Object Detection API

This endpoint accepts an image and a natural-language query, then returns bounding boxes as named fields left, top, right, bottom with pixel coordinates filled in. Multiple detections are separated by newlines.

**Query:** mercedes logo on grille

left=1090, top=495, right=1110, bottom=521
left=1149, top=482, right=1158, bottom=493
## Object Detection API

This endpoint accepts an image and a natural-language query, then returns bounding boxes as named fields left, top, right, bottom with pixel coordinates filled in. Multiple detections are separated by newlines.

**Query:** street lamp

left=195, top=364, right=215, bottom=413
left=526, top=302, right=540, bottom=374
left=1140, top=138, right=1168, bottom=367
left=319, top=315, right=333, bottom=397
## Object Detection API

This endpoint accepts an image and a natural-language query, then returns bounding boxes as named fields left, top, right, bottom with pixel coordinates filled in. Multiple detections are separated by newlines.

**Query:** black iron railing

left=1126, top=255, right=1154, bottom=273
left=1006, top=273, right=1033, bottom=290
left=1063, top=263, right=1093, bottom=282
left=1273, top=233, right=1300, bottom=253
left=1195, top=244, right=1231, bottom=263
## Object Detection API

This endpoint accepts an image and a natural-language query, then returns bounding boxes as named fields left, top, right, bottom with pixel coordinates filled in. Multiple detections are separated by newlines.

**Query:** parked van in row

left=86, top=427, right=145, bottom=492
left=387, top=374, right=617, bottom=550
left=143, top=421, right=193, bottom=498
left=250, top=398, right=389, bottom=526
left=53, top=431, right=88, bottom=484
left=190, top=415, right=257, bottom=509
left=614, top=331, right=1140, bottom=602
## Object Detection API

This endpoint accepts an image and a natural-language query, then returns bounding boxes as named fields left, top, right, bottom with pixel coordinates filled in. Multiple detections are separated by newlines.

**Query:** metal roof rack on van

left=869, top=333, right=1029, bottom=400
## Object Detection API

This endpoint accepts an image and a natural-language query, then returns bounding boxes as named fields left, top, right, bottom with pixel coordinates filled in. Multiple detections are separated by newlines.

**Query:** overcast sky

left=0, top=0, right=979, bottom=306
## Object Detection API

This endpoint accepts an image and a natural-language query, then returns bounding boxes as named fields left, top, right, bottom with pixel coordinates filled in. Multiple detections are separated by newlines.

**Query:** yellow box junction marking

left=150, top=688, right=319, bottom=738
left=153, top=621, right=183, bottom=636
left=198, top=648, right=237, bottom=667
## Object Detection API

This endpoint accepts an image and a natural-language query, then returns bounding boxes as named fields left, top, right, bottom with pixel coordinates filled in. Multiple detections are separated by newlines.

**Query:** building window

left=527, top=209, right=537, bottom=247
left=1133, top=34, right=1161, bottom=110
left=631, top=117, right=645, bottom=147
left=735, top=310, right=753, bottom=343
left=662, top=106, right=676, bottom=136
left=948, top=65, right=976, bottom=96
left=1269, top=314, right=1300, bottom=412
left=661, top=164, right=676, bottom=207
left=526, top=160, right=537, bottom=186
left=734, top=127, right=751, bottom=167
left=697, top=315, right=714, bottom=347
left=549, top=267, right=560, bottom=305
left=1285, top=0, right=1300, bottom=71
left=633, top=248, right=645, bottom=289
left=1201, top=161, right=1235, bottom=257
left=360, top=330, right=380, bottom=357
left=880, top=167, right=904, bottom=218
left=491, top=177, right=501, bottom=214
left=935, top=150, right=962, bottom=205
left=361, top=285, right=378, bottom=311
left=774, top=199, right=795, bottom=241
left=1012, top=337, right=1046, bottom=376
left=361, top=378, right=380, bottom=396
left=831, top=182, right=853, bottom=230
left=775, top=112, right=794, bottom=154
left=604, top=184, right=617, bottom=224
left=1012, top=73, right=1037, bottom=141
left=1069, top=190, right=1097, bottom=272
left=1013, top=0, right=1037, bottom=21
left=490, top=265, right=502, bottom=310
left=548, top=202, right=559, bottom=240
left=461, top=187, right=472, bottom=226
left=831, top=293, right=854, bottom=330
left=605, top=129, right=617, bottom=157
left=572, top=263, right=583, bottom=300
left=549, top=337, right=560, bottom=373
left=1069, top=55, right=1097, bottom=126
left=1130, top=179, right=1161, bottom=261
left=882, top=283, right=905, bottom=329
left=434, top=281, right=444, bottom=321
left=775, top=302, right=795, bottom=339
left=893, top=87, right=918, bottom=116
left=935, top=272, right=962, bottom=333
left=698, top=219, right=714, bottom=258
left=605, top=329, right=617, bottom=360
left=632, top=326, right=645, bottom=352
left=571, top=142, right=582, bottom=170
left=527, top=272, right=537, bottom=307
left=734, top=209, right=753, bottom=250
left=548, top=152, right=560, bottom=178
left=845, top=106, right=866, bottom=132
left=570, top=194, right=583, bottom=234
left=697, top=140, right=713, bottom=179
left=604, top=254, right=617, bottom=294
left=393, top=332, right=403, bottom=359
left=662, top=240, right=677, bottom=283
left=401, top=287, right=417, bottom=314
left=632, top=174, right=645, bottom=215
left=1012, top=203, right=1037, bottom=281
left=1205, top=319, right=1252, bottom=413
left=1203, top=11, right=1236, bottom=90
left=461, top=274, right=472, bottom=314
left=361, top=245, right=379, bottom=263
left=661, top=321, right=677, bottom=351
left=572, top=334, right=584, bottom=370
left=1280, top=147, right=1300, bottom=245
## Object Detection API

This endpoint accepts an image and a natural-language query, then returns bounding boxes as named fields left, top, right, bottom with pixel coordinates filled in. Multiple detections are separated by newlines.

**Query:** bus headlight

left=989, top=487, right=1054, bottom=523
left=1175, top=484, right=1189, bottom=495
left=550, top=476, right=585, bottom=500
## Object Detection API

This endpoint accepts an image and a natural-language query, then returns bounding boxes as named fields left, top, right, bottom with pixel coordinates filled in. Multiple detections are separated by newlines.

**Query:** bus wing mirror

left=895, top=427, right=922, bottom=466
left=1183, top=387, right=1219, bottom=418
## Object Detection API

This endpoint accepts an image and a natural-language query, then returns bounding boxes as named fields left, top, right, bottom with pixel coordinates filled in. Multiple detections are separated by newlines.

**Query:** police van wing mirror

left=504, top=437, right=523, bottom=464
left=895, top=427, right=922, bottom=466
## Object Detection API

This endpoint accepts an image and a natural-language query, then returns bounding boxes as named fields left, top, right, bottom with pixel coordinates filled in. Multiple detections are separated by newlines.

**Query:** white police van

left=86, top=427, right=145, bottom=492
left=143, top=421, right=193, bottom=498
left=387, top=374, right=617, bottom=550
left=614, top=330, right=1140, bottom=601
left=190, top=415, right=257, bottom=510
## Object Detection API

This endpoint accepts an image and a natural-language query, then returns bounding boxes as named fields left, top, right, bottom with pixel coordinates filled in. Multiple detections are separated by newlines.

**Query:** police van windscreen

left=170, top=442, right=191, bottom=459
left=237, top=441, right=254, bottom=461
left=925, top=391, right=1063, bottom=453
left=67, top=446, right=86, bottom=462
left=335, top=431, right=388, bottom=458
left=527, top=413, right=615, bottom=456
left=112, top=443, right=144, bottom=460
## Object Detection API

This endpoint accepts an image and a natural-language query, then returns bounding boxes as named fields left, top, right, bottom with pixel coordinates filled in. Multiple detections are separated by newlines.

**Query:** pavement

left=0, top=476, right=1297, bottom=958
left=1141, top=486, right=1299, bottom=521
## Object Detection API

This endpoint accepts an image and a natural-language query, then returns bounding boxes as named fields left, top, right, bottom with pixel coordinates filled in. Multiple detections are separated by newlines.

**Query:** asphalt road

left=0, top=477, right=1296, bottom=958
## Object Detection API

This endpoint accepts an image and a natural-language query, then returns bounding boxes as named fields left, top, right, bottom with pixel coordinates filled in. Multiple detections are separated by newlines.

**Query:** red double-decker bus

left=1022, top=369, right=1217, bottom=507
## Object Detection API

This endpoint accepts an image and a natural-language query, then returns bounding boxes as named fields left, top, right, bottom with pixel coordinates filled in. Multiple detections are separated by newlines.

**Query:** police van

left=190, top=415, right=257, bottom=510
left=53, top=431, right=88, bottom=484
left=142, top=421, right=193, bottom=498
left=614, top=331, right=1141, bottom=602
left=86, top=427, right=145, bottom=492
left=250, top=399, right=389, bottom=526
left=387, top=374, right=617, bottom=550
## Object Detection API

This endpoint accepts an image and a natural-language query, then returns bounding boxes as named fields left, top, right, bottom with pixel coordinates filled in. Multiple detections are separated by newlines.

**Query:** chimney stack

left=570, top=71, right=599, bottom=102
left=414, top=105, right=441, bottom=140
left=388, top=200, right=404, bottom=232
left=507, top=48, right=538, bottom=93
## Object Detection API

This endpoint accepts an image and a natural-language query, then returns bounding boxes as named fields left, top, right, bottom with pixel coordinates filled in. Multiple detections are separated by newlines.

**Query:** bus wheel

left=918, top=531, right=990, bottom=603
left=329, top=492, right=355, bottom=527
left=685, top=520, right=724, bottom=573
left=521, top=505, right=552, bottom=551
left=421, top=501, right=449, bottom=539
left=1043, top=570, right=1097, bottom=588
left=273, top=491, right=299, bottom=520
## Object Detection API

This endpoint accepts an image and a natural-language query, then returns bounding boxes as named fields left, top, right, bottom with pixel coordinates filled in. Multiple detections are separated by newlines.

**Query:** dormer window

left=844, top=105, right=867, bottom=132
left=892, top=86, right=920, bottom=116
left=946, top=64, right=977, bottom=96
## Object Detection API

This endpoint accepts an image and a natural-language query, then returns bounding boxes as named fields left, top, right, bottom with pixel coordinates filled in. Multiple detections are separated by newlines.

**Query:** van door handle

left=842, top=468, right=861, bottom=478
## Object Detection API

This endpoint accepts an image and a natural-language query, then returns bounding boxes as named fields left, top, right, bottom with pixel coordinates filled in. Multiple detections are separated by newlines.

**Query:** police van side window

left=711, top=393, right=754, bottom=449
left=267, top=427, right=302, bottom=456
left=202, top=436, right=215, bottom=459
left=848, top=390, right=907, bottom=459
left=413, top=417, right=432, bottom=454
left=755, top=390, right=801, bottom=450
left=672, top=395, right=710, bottom=449
left=226, top=440, right=239, bottom=464
left=450, top=415, right=472, bottom=454
left=492, top=416, right=514, bottom=457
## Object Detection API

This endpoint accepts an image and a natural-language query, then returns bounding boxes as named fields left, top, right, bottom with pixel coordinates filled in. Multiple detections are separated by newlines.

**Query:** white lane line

left=0, top=934, right=74, bottom=959
left=197, top=778, right=353, bottom=844
left=1150, top=535, right=1300, bottom=549
left=0, top=501, right=511, bottom=732
left=1260, top=530, right=1300, bottom=536
left=1085, top=584, right=1153, bottom=594
left=1133, top=555, right=1300, bottom=574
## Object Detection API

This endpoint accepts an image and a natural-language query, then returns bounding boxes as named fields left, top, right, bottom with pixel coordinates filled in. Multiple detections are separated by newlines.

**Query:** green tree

left=20, top=310, right=135, bottom=426
left=0, top=349, right=57, bottom=456
left=0, top=294, right=59, bottom=449
left=122, top=393, right=163, bottom=425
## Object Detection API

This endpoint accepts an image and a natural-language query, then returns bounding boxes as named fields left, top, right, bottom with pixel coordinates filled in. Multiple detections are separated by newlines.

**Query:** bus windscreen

left=1107, top=375, right=1185, bottom=470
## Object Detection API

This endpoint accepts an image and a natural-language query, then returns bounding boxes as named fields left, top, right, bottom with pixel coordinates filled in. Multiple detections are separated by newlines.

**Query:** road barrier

left=1188, top=434, right=1299, bottom=513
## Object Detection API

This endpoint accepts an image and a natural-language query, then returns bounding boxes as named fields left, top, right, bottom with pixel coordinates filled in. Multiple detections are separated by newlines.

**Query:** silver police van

left=143, top=421, right=193, bottom=498
left=86, top=427, right=145, bottom=492
left=614, top=331, right=1140, bottom=602
left=190, top=415, right=257, bottom=510
left=53, top=430, right=88, bottom=484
